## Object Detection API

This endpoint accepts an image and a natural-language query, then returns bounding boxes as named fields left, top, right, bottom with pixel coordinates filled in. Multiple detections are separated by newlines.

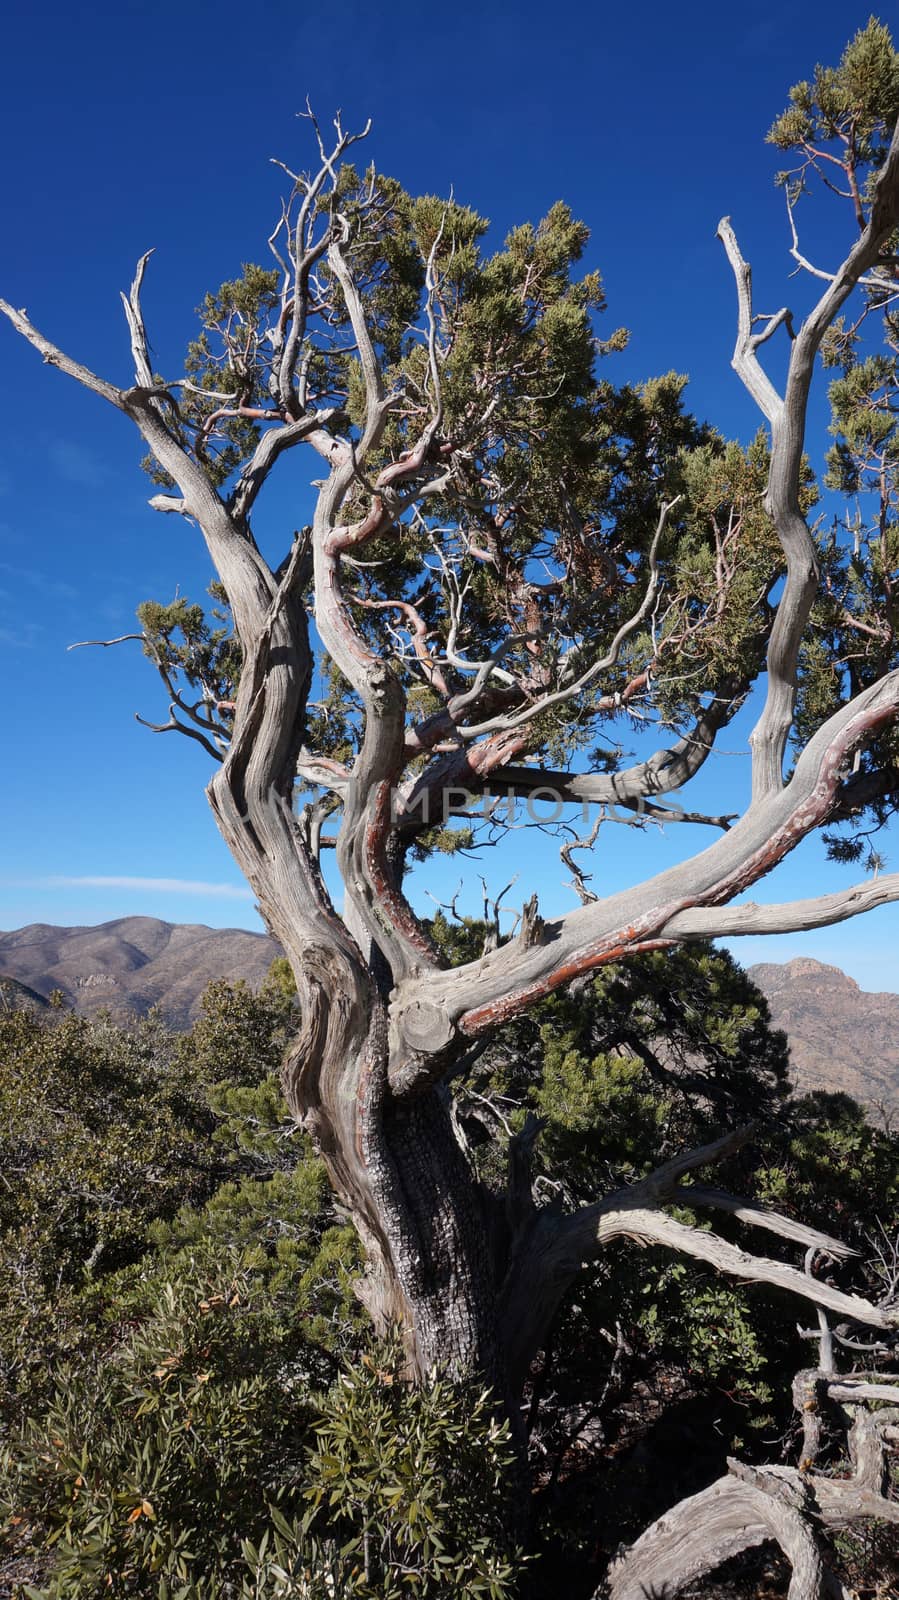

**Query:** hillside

left=749, top=957, right=899, bottom=1115
left=0, top=973, right=50, bottom=1012
left=0, top=917, right=281, bottom=1027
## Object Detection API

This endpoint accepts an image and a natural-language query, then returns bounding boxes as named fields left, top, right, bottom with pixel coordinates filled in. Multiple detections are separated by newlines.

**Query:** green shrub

left=2, top=1317, right=523, bottom=1600
left=295, top=1343, right=524, bottom=1599
left=0, top=976, right=306, bottom=1430
left=1, top=1263, right=318, bottom=1597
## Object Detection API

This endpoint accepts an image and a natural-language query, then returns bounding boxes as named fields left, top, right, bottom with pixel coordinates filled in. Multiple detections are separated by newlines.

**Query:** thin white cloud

left=0, top=561, right=78, bottom=600
left=0, top=620, right=42, bottom=648
left=48, top=440, right=109, bottom=488
left=33, top=875, right=255, bottom=901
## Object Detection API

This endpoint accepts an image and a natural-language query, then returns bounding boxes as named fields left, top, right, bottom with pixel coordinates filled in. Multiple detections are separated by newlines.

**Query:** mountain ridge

left=0, top=917, right=281, bottom=1028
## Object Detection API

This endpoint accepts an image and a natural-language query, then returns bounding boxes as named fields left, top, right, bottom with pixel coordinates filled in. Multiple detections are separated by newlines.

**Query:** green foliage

left=137, top=588, right=242, bottom=713
left=462, top=941, right=791, bottom=1177
left=2, top=947, right=897, bottom=1598
left=299, top=1344, right=523, bottom=1598
left=2, top=1220, right=515, bottom=1598
left=0, top=1005, right=216, bottom=1425
left=132, top=148, right=809, bottom=839
left=0, top=973, right=358, bottom=1596
left=632, top=1251, right=769, bottom=1383
left=755, top=1089, right=899, bottom=1243
left=0, top=1005, right=211, bottom=1269
left=2, top=1269, right=318, bottom=1598
left=768, top=18, right=899, bottom=175
left=183, top=972, right=296, bottom=1090
left=437, top=932, right=895, bottom=1552
left=0, top=973, right=313, bottom=1430
left=0, top=972, right=527, bottom=1597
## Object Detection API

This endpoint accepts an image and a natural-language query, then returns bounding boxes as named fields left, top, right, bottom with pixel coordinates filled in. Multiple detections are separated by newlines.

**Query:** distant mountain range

left=0, top=918, right=280, bottom=1028
left=1, top=921, right=897, bottom=1114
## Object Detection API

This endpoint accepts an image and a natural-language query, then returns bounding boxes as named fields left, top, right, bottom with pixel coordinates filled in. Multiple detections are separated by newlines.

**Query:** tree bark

left=199, top=586, right=500, bottom=1383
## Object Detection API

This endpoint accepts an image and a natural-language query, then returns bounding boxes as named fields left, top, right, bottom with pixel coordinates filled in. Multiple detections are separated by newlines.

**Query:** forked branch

left=718, top=114, right=899, bottom=804
left=497, top=1126, right=888, bottom=1395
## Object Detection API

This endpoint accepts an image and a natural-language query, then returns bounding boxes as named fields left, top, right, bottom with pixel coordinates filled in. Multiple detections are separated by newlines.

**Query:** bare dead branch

left=786, top=187, right=899, bottom=293
left=0, top=300, right=124, bottom=409
left=720, top=118, right=899, bottom=803
left=587, top=1208, right=898, bottom=1329
left=120, top=250, right=156, bottom=390
left=661, top=871, right=899, bottom=941
left=603, top=1469, right=840, bottom=1600
left=679, top=1185, right=858, bottom=1259
left=717, top=220, right=786, bottom=423
left=68, top=633, right=144, bottom=650
left=393, top=666, right=899, bottom=1059
left=148, top=493, right=190, bottom=516
left=135, top=706, right=223, bottom=762
left=605, top=1355, right=899, bottom=1600
left=827, top=1377, right=899, bottom=1405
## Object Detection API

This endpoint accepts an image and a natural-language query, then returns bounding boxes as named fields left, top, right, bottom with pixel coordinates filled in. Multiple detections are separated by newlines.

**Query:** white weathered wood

left=603, top=1472, right=841, bottom=1600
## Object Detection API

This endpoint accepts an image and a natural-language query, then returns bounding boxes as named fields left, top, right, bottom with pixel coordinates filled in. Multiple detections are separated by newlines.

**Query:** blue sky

left=2, top=0, right=899, bottom=990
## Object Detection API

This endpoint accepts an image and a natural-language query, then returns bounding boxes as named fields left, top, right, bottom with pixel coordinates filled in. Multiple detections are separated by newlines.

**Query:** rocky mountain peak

left=749, top=957, right=898, bottom=1115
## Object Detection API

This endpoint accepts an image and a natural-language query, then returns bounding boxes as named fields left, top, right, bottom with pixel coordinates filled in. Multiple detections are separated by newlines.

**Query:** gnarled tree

left=4, top=23, right=899, bottom=1552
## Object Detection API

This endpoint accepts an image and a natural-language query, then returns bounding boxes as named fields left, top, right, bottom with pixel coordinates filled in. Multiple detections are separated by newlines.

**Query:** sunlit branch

left=719, top=117, right=899, bottom=803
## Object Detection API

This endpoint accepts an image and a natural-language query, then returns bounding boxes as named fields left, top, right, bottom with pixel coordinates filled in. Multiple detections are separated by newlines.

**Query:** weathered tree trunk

left=202, top=611, right=499, bottom=1383
left=174, top=567, right=899, bottom=1405
left=292, top=1004, right=501, bottom=1383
